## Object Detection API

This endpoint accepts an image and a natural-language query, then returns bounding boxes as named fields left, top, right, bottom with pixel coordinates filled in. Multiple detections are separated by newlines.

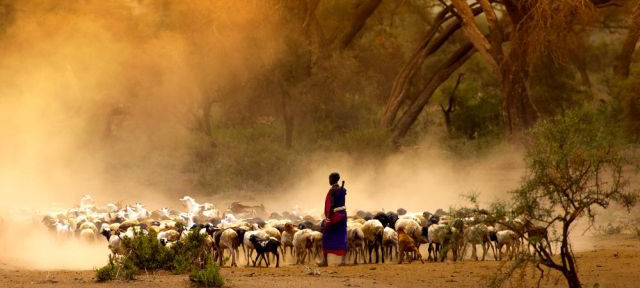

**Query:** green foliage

left=95, top=257, right=138, bottom=282
left=190, top=262, right=225, bottom=287
left=170, top=231, right=212, bottom=274
left=436, top=58, right=503, bottom=140
left=120, top=231, right=174, bottom=270
left=95, top=263, right=117, bottom=282
left=513, top=107, right=638, bottom=221
left=608, top=71, right=640, bottom=142
left=96, top=230, right=217, bottom=283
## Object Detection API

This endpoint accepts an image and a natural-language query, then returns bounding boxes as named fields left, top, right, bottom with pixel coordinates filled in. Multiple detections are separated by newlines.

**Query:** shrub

left=95, top=263, right=117, bottom=282
left=120, top=231, right=174, bottom=270
left=190, top=262, right=225, bottom=287
left=95, top=229, right=214, bottom=282
left=95, top=257, right=138, bottom=282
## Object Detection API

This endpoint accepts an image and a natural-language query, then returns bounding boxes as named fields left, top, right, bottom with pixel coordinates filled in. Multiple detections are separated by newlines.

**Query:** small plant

left=190, top=262, right=225, bottom=287
left=120, top=231, right=173, bottom=270
left=95, top=256, right=138, bottom=281
left=95, top=263, right=117, bottom=282
left=95, top=228, right=215, bottom=282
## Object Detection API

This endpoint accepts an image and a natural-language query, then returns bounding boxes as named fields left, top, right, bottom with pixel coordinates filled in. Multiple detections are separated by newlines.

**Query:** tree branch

left=450, top=0, right=500, bottom=73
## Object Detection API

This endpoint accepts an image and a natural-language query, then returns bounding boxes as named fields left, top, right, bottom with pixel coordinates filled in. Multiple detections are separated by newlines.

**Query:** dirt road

left=1, top=234, right=638, bottom=288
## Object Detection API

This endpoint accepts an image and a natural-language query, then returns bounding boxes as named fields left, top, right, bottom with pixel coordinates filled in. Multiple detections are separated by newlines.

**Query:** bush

left=95, top=257, right=138, bottom=282
left=95, top=263, right=117, bottom=282
left=190, top=262, right=225, bottom=287
left=120, top=231, right=174, bottom=270
left=95, top=229, right=215, bottom=282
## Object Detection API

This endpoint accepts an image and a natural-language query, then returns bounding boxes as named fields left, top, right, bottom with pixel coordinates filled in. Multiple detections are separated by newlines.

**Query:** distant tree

left=382, top=0, right=619, bottom=143
left=511, top=108, right=638, bottom=288
left=614, top=1, right=640, bottom=78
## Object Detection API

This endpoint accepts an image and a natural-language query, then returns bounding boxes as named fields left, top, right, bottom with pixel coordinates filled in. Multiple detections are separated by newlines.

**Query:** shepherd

left=319, top=172, right=348, bottom=266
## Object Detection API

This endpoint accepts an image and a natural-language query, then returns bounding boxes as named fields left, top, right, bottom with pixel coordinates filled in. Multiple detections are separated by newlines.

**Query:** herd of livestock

left=40, top=195, right=553, bottom=267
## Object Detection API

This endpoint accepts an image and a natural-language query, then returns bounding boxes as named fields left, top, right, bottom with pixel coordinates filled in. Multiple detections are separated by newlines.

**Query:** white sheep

left=427, top=223, right=448, bottom=261
left=347, top=223, right=366, bottom=264
left=362, top=219, right=385, bottom=263
left=217, top=228, right=239, bottom=267
left=280, top=223, right=297, bottom=259
left=382, top=227, right=398, bottom=261
left=310, top=231, right=323, bottom=259
left=79, top=228, right=97, bottom=243
left=461, top=223, right=494, bottom=261
left=292, top=229, right=314, bottom=265
left=496, top=230, right=520, bottom=260
left=180, top=196, right=203, bottom=215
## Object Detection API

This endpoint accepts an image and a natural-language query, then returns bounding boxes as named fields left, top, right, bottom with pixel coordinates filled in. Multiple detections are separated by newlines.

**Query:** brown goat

left=397, top=227, right=424, bottom=264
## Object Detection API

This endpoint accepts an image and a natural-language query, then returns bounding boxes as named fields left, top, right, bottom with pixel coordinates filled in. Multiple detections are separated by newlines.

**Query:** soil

left=1, top=234, right=638, bottom=288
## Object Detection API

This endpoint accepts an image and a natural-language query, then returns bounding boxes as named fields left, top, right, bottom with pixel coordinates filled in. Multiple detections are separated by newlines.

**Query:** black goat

left=249, top=235, right=281, bottom=267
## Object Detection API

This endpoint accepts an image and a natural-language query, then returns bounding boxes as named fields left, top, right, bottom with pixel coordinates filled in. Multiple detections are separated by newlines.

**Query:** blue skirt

left=322, top=211, right=347, bottom=255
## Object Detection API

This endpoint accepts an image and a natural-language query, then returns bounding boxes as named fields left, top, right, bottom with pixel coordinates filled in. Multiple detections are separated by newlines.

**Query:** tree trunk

left=614, top=2, right=640, bottom=78
left=500, top=44, right=537, bottom=133
left=336, top=0, right=383, bottom=49
left=382, top=7, right=481, bottom=129
left=391, top=43, right=474, bottom=142
left=501, top=1, right=537, bottom=133
left=451, top=0, right=499, bottom=73
left=563, top=270, right=581, bottom=288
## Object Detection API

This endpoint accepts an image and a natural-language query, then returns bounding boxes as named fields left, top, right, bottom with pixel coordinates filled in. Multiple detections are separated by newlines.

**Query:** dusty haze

left=0, top=0, right=569, bottom=270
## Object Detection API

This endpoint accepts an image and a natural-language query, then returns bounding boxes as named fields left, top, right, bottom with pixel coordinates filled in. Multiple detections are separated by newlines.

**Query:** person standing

left=319, top=172, right=347, bottom=266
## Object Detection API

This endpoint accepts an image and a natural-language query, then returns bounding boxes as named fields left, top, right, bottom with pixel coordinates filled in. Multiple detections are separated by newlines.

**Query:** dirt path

left=1, top=234, right=638, bottom=288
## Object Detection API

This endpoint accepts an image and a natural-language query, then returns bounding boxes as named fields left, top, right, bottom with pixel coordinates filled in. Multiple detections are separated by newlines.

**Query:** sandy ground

left=1, top=234, right=638, bottom=288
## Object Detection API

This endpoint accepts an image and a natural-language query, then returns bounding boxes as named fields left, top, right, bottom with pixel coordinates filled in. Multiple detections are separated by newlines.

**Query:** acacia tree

left=614, top=1, right=640, bottom=78
left=510, top=108, right=638, bottom=288
left=382, top=0, right=618, bottom=143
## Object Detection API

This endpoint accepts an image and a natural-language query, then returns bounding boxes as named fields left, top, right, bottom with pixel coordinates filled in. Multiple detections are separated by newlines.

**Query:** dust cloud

left=0, top=0, right=593, bottom=271
left=267, top=140, right=526, bottom=217
left=0, top=0, right=285, bottom=269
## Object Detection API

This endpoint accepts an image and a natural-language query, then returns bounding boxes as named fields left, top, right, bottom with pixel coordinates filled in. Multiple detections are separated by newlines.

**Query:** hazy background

left=0, top=0, right=637, bottom=270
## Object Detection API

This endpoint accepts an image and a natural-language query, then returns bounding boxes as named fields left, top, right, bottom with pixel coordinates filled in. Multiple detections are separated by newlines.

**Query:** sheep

left=373, top=212, right=391, bottom=228
left=310, top=231, right=323, bottom=259
left=157, top=229, right=180, bottom=242
left=280, top=223, right=297, bottom=258
left=249, top=235, right=281, bottom=267
left=79, top=221, right=98, bottom=234
left=524, top=221, right=552, bottom=256
left=461, top=223, right=494, bottom=261
left=362, top=219, right=385, bottom=263
left=292, top=229, right=314, bottom=265
left=180, top=196, right=203, bottom=215
left=100, top=228, right=123, bottom=256
left=262, top=225, right=281, bottom=240
left=79, top=228, right=97, bottom=243
left=395, top=218, right=428, bottom=260
left=382, top=227, right=398, bottom=261
left=347, top=223, right=366, bottom=264
left=244, top=230, right=269, bottom=266
left=53, top=221, right=71, bottom=240
left=427, top=223, right=448, bottom=261
left=397, top=227, right=424, bottom=264
left=216, top=228, right=240, bottom=267
left=436, top=219, right=465, bottom=262
left=496, top=230, right=520, bottom=260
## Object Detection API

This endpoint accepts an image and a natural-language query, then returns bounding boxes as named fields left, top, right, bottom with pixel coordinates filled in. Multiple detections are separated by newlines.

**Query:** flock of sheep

left=40, top=195, right=551, bottom=268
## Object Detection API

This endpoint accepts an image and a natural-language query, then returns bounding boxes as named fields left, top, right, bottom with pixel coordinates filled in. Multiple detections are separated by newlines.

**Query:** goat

left=249, top=235, right=281, bottom=267
left=362, top=219, right=385, bottom=263
left=397, top=227, right=423, bottom=264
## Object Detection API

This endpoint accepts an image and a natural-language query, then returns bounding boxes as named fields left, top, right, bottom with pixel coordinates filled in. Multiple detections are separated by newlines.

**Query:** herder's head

left=329, top=172, right=340, bottom=185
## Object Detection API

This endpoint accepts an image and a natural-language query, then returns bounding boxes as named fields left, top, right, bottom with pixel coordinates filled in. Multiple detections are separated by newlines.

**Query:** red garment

left=322, top=186, right=347, bottom=256
left=323, top=188, right=346, bottom=226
